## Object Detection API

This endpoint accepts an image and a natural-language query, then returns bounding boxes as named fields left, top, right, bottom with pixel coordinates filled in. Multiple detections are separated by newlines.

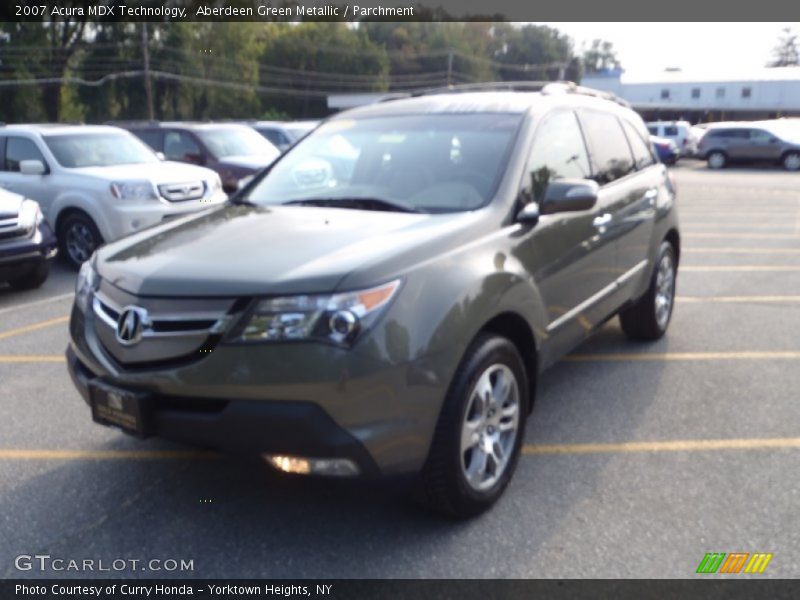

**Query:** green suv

left=67, top=83, right=680, bottom=518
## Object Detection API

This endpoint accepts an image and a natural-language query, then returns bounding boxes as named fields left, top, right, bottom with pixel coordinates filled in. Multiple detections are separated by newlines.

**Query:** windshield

left=44, top=133, right=159, bottom=168
left=196, top=127, right=280, bottom=160
left=243, top=113, right=522, bottom=213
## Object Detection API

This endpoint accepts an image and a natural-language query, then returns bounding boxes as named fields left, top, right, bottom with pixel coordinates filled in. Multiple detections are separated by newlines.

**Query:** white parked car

left=646, top=120, right=699, bottom=157
left=0, top=124, right=226, bottom=267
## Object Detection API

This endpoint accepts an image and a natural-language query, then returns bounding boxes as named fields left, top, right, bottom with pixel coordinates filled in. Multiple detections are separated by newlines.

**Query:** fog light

left=264, top=454, right=360, bottom=477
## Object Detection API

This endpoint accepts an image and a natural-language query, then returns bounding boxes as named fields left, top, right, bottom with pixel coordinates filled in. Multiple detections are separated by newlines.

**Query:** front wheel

left=619, top=241, right=677, bottom=341
left=8, top=262, right=50, bottom=290
left=419, top=334, right=528, bottom=519
left=783, top=152, right=800, bottom=172
left=707, top=151, right=727, bottom=169
left=59, top=212, right=103, bottom=270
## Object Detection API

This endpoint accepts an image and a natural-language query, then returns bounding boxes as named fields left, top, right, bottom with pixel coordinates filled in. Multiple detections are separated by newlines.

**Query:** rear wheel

left=7, top=262, right=50, bottom=290
left=783, top=152, right=800, bottom=172
left=707, top=151, right=727, bottom=169
left=59, top=212, right=103, bottom=270
left=619, top=241, right=677, bottom=341
left=419, top=334, right=528, bottom=519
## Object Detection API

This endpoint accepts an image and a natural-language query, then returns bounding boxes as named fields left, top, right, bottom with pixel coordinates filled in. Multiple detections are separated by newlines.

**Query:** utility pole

left=446, top=49, right=454, bottom=86
left=142, top=22, right=154, bottom=120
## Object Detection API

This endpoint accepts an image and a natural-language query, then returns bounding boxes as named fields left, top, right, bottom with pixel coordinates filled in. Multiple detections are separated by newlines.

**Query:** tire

left=619, top=241, right=677, bottom=341
left=419, top=334, right=529, bottom=519
left=58, top=212, right=103, bottom=270
left=8, top=262, right=50, bottom=290
left=707, top=151, right=727, bottom=169
left=783, top=152, right=800, bottom=172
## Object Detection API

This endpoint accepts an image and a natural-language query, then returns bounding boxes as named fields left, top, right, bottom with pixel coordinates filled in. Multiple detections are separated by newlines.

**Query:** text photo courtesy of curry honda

left=1, top=14, right=800, bottom=589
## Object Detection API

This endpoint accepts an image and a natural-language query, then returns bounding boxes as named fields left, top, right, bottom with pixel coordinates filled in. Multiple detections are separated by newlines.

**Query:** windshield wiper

left=282, top=197, right=423, bottom=214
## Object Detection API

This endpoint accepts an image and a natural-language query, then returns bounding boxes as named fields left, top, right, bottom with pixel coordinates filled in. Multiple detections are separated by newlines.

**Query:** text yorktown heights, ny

left=36, top=3, right=415, bottom=20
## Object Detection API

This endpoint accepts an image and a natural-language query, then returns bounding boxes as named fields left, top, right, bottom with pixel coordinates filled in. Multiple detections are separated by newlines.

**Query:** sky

left=538, top=22, right=799, bottom=79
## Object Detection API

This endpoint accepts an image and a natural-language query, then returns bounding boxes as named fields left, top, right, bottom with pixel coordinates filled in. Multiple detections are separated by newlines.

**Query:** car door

left=577, top=109, right=651, bottom=314
left=748, top=128, right=783, bottom=161
left=0, top=136, right=56, bottom=213
left=725, top=129, right=753, bottom=161
left=512, top=109, right=618, bottom=353
left=617, top=118, right=658, bottom=278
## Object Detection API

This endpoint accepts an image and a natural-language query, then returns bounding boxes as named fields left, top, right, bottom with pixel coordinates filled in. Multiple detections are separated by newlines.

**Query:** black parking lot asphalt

left=1, top=161, right=798, bottom=579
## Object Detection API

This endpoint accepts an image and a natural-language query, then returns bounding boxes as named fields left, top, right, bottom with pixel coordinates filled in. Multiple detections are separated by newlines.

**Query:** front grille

left=0, top=216, right=26, bottom=241
left=158, top=181, right=205, bottom=203
left=91, top=281, right=237, bottom=366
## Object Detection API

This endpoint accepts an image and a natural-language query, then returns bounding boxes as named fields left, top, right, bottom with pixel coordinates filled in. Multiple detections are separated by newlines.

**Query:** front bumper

left=0, top=221, right=57, bottom=282
left=67, top=303, right=447, bottom=476
left=102, top=192, right=228, bottom=241
left=67, top=346, right=381, bottom=475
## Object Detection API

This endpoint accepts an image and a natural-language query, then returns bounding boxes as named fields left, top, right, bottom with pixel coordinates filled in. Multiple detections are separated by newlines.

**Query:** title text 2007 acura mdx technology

left=67, top=83, right=680, bottom=518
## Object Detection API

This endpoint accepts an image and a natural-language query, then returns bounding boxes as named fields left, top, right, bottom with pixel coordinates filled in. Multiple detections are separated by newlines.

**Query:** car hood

left=0, top=189, right=24, bottom=218
left=217, top=155, right=278, bottom=171
left=74, top=161, right=216, bottom=184
left=96, top=204, right=485, bottom=297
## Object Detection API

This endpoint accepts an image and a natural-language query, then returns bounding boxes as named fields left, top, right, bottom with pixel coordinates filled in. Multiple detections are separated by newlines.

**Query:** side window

left=262, top=129, right=290, bottom=148
left=4, top=137, right=47, bottom=172
left=664, top=125, right=679, bottom=137
left=750, top=129, right=772, bottom=142
left=521, top=110, right=591, bottom=205
left=135, top=130, right=163, bottom=151
left=621, top=120, right=656, bottom=170
left=647, top=125, right=658, bottom=136
left=579, top=111, right=635, bottom=185
left=163, top=131, right=200, bottom=160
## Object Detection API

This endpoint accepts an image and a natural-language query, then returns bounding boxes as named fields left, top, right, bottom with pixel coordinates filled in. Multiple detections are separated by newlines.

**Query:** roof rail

left=412, top=81, right=552, bottom=96
left=540, top=81, right=631, bottom=108
left=409, top=80, right=631, bottom=108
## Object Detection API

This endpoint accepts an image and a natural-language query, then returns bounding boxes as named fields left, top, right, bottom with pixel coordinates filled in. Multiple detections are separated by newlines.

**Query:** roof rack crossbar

left=406, top=80, right=631, bottom=108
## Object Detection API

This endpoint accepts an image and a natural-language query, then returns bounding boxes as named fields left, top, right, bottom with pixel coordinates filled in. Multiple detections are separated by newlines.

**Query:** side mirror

left=19, top=159, right=46, bottom=175
left=539, top=179, right=599, bottom=216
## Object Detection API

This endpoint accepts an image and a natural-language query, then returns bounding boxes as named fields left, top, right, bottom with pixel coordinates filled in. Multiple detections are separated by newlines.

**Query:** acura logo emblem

left=116, top=306, right=148, bottom=346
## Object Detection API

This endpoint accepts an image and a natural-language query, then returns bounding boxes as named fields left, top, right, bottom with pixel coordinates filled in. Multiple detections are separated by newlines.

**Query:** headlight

left=17, top=199, right=42, bottom=234
left=75, top=258, right=99, bottom=313
left=110, top=181, right=157, bottom=200
left=237, top=279, right=401, bottom=345
left=210, top=174, right=223, bottom=194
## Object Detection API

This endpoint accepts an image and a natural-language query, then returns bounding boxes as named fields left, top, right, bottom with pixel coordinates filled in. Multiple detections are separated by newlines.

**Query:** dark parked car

left=651, top=135, right=679, bottom=165
left=119, top=122, right=281, bottom=193
left=698, top=122, right=800, bottom=170
left=247, top=120, right=320, bottom=152
left=68, top=83, right=680, bottom=518
left=0, top=190, right=57, bottom=289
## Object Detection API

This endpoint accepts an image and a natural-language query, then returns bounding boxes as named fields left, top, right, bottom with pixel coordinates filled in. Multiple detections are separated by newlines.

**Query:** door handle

left=592, top=213, right=612, bottom=228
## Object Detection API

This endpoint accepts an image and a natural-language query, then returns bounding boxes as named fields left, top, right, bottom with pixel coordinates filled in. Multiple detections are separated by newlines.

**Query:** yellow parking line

left=522, top=437, right=800, bottom=455
left=0, top=316, right=69, bottom=342
left=0, top=449, right=220, bottom=460
left=676, top=295, right=800, bottom=303
left=565, top=351, right=800, bottom=362
left=681, top=266, right=800, bottom=272
left=684, top=233, right=800, bottom=239
left=684, top=247, right=800, bottom=253
left=0, top=355, right=66, bottom=363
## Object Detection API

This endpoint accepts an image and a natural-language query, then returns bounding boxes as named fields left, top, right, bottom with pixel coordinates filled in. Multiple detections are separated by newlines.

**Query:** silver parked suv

left=0, top=125, right=227, bottom=268
left=698, top=120, right=800, bottom=170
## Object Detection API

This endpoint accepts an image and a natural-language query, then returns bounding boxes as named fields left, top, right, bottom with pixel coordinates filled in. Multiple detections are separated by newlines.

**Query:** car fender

left=49, top=190, right=113, bottom=241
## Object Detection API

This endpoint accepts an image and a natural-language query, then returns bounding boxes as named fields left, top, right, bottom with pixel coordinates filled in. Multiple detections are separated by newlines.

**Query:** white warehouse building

left=582, top=67, right=800, bottom=123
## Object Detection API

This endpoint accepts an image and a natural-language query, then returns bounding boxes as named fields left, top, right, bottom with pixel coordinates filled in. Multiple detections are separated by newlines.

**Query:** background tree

left=768, top=27, right=799, bottom=67
left=582, top=38, right=622, bottom=74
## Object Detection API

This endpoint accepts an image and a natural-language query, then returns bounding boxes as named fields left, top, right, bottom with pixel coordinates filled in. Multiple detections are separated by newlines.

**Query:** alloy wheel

left=460, top=363, right=520, bottom=492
